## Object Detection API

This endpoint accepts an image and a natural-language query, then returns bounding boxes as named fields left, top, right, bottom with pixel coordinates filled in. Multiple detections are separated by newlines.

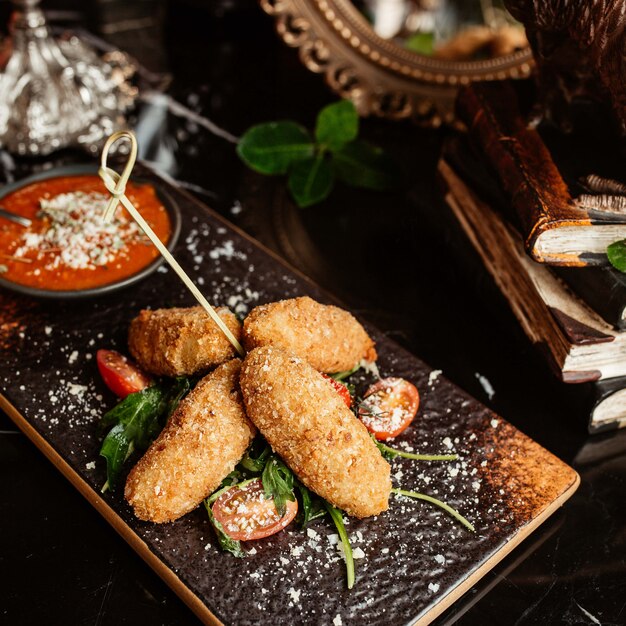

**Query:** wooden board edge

left=0, top=393, right=224, bottom=626
left=412, top=469, right=581, bottom=626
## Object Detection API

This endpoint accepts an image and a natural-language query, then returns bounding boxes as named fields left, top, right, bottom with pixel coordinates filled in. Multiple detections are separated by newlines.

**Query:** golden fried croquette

left=124, top=359, right=255, bottom=523
left=128, top=306, right=241, bottom=377
left=242, top=296, right=377, bottom=373
left=240, top=346, right=391, bottom=518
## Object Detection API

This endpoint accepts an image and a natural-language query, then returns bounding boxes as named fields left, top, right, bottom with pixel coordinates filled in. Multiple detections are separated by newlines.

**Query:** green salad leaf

left=325, top=503, right=355, bottom=589
left=99, top=378, right=191, bottom=491
left=392, top=487, right=475, bottom=532
left=296, top=483, right=327, bottom=527
left=328, top=363, right=361, bottom=381
left=100, top=386, right=166, bottom=490
left=373, top=436, right=458, bottom=462
left=239, top=437, right=272, bottom=473
left=204, top=500, right=246, bottom=558
left=262, top=454, right=296, bottom=517
left=163, top=377, right=192, bottom=420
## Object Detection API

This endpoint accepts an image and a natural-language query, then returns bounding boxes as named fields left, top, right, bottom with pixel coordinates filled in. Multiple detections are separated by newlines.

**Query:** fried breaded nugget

left=128, top=305, right=241, bottom=376
left=240, top=346, right=390, bottom=518
left=125, top=359, right=255, bottom=523
left=242, top=296, right=377, bottom=373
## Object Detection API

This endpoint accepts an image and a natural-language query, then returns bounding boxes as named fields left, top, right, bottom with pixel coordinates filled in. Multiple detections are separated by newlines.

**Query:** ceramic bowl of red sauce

left=0, top=165, right=180, bottom=298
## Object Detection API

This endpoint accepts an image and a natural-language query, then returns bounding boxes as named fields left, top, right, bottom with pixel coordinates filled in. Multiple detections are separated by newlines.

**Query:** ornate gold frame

left=261, top=0, right=533, bottom=124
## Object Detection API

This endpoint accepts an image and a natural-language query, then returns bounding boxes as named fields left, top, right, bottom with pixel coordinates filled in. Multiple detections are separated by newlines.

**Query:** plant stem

left=378, top=441, right=458, bottom=461
left=325, top=502, right=355, bottom=589
left=392, top=488, right=475, bottom=532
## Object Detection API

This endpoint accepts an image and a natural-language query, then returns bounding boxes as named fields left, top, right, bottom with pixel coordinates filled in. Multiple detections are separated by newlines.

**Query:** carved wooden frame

left=261, top=0, right=533, bottom=125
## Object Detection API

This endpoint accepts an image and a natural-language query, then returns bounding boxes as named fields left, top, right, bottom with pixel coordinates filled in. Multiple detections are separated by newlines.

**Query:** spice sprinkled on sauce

left=0, top=175, right=171, bottom=291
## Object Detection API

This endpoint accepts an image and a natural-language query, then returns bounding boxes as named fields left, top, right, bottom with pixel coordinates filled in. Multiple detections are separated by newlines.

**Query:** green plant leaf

left=392, top=488, right=475, bottom=531
left=288, top=155, right=334, bottom=208
left=405, top=31, right=434, bottom=55
left=100, top=424, right=134, bottom=491
left=328, top=363, right=361, bottom=381
left=162, top=377, right=192, bottom=422
left=315, top=100, right=359, bottom=151
left=261, top=455, right=296, bottom=517
left=99, top=386, right=166, bottom=490
left=296, top=482, right=327, bottom=527
left=204, top=500, right=246, bottom=558
left=239, top=437, right=272, bottom=473
left=333, top=140, right=403, bottom=191
left=325, top=503, right=355, bottom=589
left=237, top=122, right=315, bottom=175
left=372, top=435, right=458, bottom=462
left=607, top=240, right=626, bottom=272
left=98, top=379, right=191, bottom=491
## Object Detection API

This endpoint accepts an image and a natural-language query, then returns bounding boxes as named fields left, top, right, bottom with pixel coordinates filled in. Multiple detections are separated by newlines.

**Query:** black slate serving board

left=0, top=165, right=579, bottom=626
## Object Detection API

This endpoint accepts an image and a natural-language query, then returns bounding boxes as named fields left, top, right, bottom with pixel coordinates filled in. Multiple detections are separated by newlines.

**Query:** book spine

left=456, top=82, right=589, bottom=265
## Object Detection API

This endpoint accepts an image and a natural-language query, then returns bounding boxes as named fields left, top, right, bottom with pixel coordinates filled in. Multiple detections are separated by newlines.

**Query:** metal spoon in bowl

left=0, top=207, right=31, bottom=227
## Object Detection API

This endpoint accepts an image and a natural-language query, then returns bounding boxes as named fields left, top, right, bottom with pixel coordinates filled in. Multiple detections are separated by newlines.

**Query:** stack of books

left=440, top=81, right=626, bottom=433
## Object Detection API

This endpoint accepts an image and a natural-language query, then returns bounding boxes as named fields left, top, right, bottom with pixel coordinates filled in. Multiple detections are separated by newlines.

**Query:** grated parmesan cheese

left=13, top=191, right=144, bottom=270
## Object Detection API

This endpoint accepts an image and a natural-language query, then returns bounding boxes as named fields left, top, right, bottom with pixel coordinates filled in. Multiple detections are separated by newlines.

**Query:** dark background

left=1, top=1, right=624, bottom=624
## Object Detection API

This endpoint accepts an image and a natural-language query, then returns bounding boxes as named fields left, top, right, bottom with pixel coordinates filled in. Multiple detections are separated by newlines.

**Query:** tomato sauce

left=0, top=175, right=171, bottom=291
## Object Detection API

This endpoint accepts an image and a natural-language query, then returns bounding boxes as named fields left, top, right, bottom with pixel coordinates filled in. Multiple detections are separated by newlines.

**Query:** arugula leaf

left=204, top=500, right=245, bottom=558
left=219, top=469, right=244, bottom=489
left=261, top=455, right=296, bottom=517
left=239, top=437, right=272, bottom=473
left=237, top=122, right=315, bottom=175
left=333, top=139, right=403, bottom=191
left=163, top=377, right=192, bottom=421
left=315, top=100, right=359, bottom=151
left=392, top=487, right=475, bottom=532
left=99, top=386, right=166, bottom=489
left=296, top=482, right=327, bottom=527
left=328, top=363, right=361, bottom=381
left=372, top=436, right=458, bottom=462
left=99, top=379, right=191, bottom=491
left=100, top=424, right=135, bottom=492
left=325, top=503, right=355, bottom=589
left=287, top=154, right=334, bottom=208
left=607, top=239, right=626, bottom=272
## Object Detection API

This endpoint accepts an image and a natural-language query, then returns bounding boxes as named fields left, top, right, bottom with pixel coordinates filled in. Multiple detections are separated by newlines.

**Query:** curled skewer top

left=97, top=131, right=245, bottom=357
left=99, top=131, right=139, bottom=223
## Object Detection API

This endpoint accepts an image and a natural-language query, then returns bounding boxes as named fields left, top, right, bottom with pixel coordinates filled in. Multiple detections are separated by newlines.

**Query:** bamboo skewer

left=98, top=130, right=245, bottom=358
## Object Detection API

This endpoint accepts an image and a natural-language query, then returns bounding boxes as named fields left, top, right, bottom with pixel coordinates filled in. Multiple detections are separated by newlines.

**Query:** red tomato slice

left=358, top=377, right=420, bottom=440
left=322, top=373, right=352, bottom=408
left=96, top=349, right=152, bottom=398
left=212, top=478, right=298, bottom=541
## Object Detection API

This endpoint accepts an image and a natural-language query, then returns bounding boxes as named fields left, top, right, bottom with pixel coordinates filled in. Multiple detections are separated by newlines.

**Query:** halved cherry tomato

left=322, top=373, right=352, bottom=408
left=96, top=349, right=152, bottom=398
left=358, top=377, right=419, bottom=440
left=212, top=478, right=298, bottom=541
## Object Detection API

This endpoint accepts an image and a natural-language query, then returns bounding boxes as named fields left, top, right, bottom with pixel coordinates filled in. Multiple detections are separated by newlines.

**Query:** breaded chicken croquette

left=242, top=296, right=377, bottom=373
left=125, top=359, right=255, bottom=523
left=128, top=306, right=241, bottom=376
left=240, top=346, right=391, bottom=518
